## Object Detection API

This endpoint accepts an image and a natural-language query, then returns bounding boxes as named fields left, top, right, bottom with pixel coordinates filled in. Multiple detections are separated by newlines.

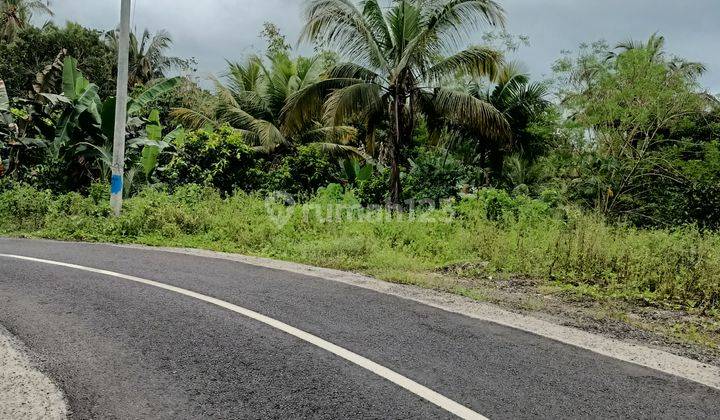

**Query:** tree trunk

left=389, top=89, right=406, bottom=208
left=389, top=135, right=402, bottom=207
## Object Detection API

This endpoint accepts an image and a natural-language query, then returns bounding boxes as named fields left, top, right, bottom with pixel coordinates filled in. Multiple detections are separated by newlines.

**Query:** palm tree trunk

left=389, top=90, right=404, bottom=207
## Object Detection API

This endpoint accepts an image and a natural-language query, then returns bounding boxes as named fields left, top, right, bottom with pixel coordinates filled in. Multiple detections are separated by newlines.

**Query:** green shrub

left=1, top=185, right=718, bottom=311
left=161, top=126, right=266, bottom=195
left=405, top=148, right=465, bottom=206
left=0, top=185, right=53, bottom=230
left=355, top=168, right=389, bottom=206
left=263, top=146, right=339, bottom=199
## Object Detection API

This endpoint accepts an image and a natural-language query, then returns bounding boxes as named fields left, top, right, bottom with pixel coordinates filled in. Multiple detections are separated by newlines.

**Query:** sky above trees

left=49, top=0, right=720, bottom=91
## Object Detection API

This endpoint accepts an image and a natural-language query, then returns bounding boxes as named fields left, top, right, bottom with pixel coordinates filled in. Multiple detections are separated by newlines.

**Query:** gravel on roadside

left=0, top=325, right=67, bottom=420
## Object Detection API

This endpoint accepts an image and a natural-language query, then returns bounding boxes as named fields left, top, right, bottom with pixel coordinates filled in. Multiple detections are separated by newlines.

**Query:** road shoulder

left=0, top=325, right=68, bottom=420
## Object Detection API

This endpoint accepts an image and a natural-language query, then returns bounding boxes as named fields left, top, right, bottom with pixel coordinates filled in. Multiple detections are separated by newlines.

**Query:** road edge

left=117, top=243, right=720, bottom=391
left=0, top=324, right=68, bottom=420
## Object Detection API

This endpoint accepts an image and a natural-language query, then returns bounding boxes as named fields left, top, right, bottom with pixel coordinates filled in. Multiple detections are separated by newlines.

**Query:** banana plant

left=3, top=55, right=181, bottom=186
left=80, top=109, right=184, bottom=196
left=339, top=157, right=373, bottom=186
left=50, top=57, right=103, bottom=160
left=50, top=57, right=182, bottom=158
left=134, top=109, right=183, bottom=180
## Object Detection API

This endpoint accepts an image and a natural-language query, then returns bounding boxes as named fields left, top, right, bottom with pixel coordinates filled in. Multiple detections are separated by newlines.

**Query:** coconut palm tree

left=283, top=0, right=511, bottom=205
left=471, top=62, right=550, bottom=162
left=0, top=0, right=52, bottom=41
left=106, top=29, right=190, bottom=87
left=173, top=52, right=360, bottom=155
left=427, top=63, right=549, bottom=185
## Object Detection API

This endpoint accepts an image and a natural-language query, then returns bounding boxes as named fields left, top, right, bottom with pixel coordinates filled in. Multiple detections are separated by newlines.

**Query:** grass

left=1, top=182, right=719, bottom=319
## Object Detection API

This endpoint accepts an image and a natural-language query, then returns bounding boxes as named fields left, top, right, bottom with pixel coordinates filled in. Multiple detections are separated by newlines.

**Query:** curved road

left=1, top=238, right=718, bottom=419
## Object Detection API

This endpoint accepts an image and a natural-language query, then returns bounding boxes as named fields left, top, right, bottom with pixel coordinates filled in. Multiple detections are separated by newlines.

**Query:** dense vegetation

left=2, top=184, right=718, bottom=314
left=2, top=1, right=719, bottom=314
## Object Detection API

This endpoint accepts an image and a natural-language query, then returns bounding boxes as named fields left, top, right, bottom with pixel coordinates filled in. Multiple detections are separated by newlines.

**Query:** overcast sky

left=50, top=0, right=720, bottom=92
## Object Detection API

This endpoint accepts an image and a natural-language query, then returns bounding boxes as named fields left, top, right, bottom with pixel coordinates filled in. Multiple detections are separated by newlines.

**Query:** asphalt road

left=1, top=238, right=719, bottom=419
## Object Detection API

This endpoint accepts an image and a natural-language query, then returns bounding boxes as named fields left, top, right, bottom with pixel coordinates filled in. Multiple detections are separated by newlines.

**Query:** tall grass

left=1, top=183, right=718, bottom=311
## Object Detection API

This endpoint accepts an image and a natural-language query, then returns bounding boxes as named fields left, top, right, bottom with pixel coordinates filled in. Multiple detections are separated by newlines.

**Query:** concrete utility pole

left=110, top=0, right=132, bottom=216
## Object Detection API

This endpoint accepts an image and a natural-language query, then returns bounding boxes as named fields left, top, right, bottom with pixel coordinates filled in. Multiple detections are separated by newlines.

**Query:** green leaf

left=140, top=145, right=160, bottom=178
left=357, top=162, right=373, bottom=181
left=40, top=93, right=72, bottom=106
left=148, top=109, right=161, bottom=125
left=163, top=126, right=185, bottom=145
left=18, top=138, right=48, bottom=148
left=146, top=125, right=162, bottom=142
left=128, top=77, right=182, bottom=116
left=128, top=137, right=170, bottom=150
left=75, top=84, right=102, bottom=125
left=52, top=110, right=75, bottom=158
left=342, top=159, right=356, bottom=182
left=101, top=97, right=116, bottom=140
left=145, top=110, right=163, bottom=141
left=62, top=57, right=84, bottom=100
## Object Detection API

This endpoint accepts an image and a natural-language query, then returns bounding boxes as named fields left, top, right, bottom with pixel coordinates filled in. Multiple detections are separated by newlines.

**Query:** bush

left=404, top=148, right=465, bottom=206
left=263, top=146, right=339, bottom=199
left=355, top=168, right=389, bottom=206
left=161, top=126, right=267, bottom=195
left=0, top=185, right=53, bottom=230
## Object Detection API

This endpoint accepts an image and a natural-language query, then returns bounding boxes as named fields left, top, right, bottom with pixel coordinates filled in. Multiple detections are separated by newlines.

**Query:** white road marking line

left=1, top=254, right=487, bottom=420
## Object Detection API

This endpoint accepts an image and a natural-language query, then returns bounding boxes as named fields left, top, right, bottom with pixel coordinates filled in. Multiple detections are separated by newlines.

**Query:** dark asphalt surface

left=1, top=238, right=719, bottom=419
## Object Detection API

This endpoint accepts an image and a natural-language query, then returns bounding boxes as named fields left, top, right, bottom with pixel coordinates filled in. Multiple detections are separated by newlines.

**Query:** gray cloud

left=50, top=0, right=720, bottom=91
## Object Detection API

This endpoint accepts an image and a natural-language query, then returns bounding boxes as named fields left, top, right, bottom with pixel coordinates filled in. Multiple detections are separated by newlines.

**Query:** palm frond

left=323, top=82, right=383, bottom=125
left=426, top=46, right=503, bottom=82
left=303, top=124, right=358, bottom=144
left=326, top=62, right=380, bottom=82
left=397, top=0, right=505, bottom=72
left=248, top=119, right=288, bottom=153
left=216, top=100, right=259, bottom=130
left=430, top=87, right=511, bottom=141
left=495, top=61, right=529, bottom=86
left=361, top=0, right=392, bottom=49
left=301, top=0, right=388, bottom=71
left=281, top=77, right=366, bottom=134
left=227, top=58, right=264, bottom=92
left=305, top=142, right=370, bottom=160
left=170, top=107, right=218, bottom=130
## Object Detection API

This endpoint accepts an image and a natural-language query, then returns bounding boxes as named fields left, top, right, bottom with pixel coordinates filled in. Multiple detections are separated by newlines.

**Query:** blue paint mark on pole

left=111, top=174, right=123, bottom=195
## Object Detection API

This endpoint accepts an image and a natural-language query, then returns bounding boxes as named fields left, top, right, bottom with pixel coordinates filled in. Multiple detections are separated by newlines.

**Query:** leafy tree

left=0, top=22, right=116, bottom=98
left=0, top=0, right=52, bottom=41
left=405, top=147, right=465, bottom=206
left=607, top=33, right=707, bottom=79
left=260, top=21, right=291, bottom=56
left=161, top=126, right=263, bottom=195
left=552, top=36, right=713, bottom=221
left=285, top=0, right=510, bottom=205
left=106, top=28, right=191, bottom=87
